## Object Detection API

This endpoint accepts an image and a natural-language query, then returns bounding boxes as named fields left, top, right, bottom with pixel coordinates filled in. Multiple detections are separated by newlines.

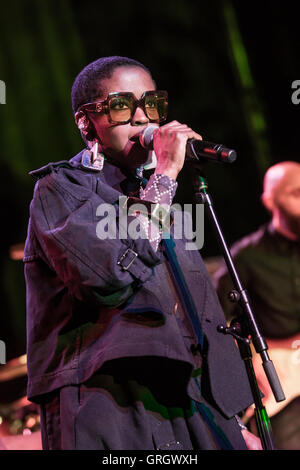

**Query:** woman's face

left=88, top=66, right=156, bottom=169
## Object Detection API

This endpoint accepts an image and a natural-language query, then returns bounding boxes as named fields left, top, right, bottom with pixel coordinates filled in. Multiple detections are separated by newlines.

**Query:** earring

left=75, top=111, right=89, bottom=132
left=78, top=116, right=89, bottom=131
left=81, top=139, right=105, bottom=171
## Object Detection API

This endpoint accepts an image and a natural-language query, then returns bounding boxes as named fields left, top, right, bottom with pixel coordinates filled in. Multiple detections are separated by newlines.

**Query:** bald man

left=213, top=161, right=300, bottom=449
left=214, top=161, right=300, bottom=338
left=262, top=161, right=300, bottom=242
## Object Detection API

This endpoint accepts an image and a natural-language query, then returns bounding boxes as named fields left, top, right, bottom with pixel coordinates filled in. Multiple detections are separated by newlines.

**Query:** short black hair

left=71, top=56, right=153, bottom=114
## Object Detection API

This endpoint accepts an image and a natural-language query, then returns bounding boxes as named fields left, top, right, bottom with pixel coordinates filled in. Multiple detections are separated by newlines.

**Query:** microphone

left=139, top=125, right=237, bottom=164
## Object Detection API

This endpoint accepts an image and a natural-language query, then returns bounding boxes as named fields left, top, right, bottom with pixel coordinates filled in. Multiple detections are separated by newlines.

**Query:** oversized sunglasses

left=77, top=90, right=168, bottom=124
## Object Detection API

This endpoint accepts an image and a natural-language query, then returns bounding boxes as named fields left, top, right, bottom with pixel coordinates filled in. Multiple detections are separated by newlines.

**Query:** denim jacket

left=24, top=150, right=253, bottom=418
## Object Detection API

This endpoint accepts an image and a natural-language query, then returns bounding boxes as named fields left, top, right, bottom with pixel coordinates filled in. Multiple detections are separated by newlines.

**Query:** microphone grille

left=140, top=125, right=158, bottom=149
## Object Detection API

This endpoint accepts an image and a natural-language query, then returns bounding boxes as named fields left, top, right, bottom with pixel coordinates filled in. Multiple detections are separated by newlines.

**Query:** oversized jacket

left=23, top=149, right=253, bottom=419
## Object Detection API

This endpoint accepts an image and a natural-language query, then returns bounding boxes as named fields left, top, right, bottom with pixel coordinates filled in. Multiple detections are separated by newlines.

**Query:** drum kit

left=0, top=354, right=41, bottom=450
left=0, top=243, right=41, bottom=450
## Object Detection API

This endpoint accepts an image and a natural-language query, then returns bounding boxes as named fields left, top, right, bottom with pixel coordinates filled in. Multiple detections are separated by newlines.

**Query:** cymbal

left=0, top=431, right=42, bottom=450
left=9, top=243, right=24, bottom=261
left=0, top=355, right=27, bottom=382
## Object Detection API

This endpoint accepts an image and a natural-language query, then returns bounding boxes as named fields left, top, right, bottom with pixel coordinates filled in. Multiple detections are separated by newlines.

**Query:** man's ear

left=261, top=192, right=274, bottom=212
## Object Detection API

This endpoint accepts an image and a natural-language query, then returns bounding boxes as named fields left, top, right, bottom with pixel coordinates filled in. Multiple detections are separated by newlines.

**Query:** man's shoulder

left=230, top=224, right=270, bottom=257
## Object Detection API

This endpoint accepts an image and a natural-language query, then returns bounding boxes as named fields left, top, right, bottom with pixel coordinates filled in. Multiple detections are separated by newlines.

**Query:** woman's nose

left=131, top=105, right=149, bottom=126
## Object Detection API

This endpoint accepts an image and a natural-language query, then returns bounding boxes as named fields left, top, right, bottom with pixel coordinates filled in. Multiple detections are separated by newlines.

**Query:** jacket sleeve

left=29, top=168, right=162, bottom=306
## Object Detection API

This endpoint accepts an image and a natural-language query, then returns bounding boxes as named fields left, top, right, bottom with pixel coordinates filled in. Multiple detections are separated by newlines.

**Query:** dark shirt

left=214, top=223, right=300, bottom=339
left=23, top=149, right=253, bottom=418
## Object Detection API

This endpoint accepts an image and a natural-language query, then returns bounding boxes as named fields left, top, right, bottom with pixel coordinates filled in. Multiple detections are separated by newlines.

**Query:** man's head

left=262, top=161, right=300, bottom=239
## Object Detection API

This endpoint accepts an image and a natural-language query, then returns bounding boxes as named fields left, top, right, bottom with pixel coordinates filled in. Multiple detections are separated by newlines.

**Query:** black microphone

left=139, top=125, right=237, bottom=164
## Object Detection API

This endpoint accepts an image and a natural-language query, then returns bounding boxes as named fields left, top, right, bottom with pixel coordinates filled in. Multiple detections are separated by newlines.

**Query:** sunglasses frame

left=77, top=90, right=168, bottom=125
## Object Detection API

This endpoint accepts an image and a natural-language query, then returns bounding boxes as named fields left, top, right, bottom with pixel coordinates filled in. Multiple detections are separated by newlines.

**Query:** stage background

left=0, top=0, right=299, bottom=364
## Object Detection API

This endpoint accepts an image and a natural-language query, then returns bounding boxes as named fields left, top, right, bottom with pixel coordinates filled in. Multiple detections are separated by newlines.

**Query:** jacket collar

left=69, top=148, right=146, bottom=196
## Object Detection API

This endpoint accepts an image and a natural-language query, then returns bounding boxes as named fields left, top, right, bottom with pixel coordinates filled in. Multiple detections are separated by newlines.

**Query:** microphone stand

left=192, top=167, right=285, bottom=450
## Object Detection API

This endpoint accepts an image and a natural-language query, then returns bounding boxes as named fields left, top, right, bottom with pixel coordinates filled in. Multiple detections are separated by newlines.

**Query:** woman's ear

left=75, top=111, right=89, bottom=131
left=74, top=111, right=96, bottom=142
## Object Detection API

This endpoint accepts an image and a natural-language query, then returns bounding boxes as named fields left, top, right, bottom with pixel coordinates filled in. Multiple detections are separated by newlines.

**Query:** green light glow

left=223, top=0, right=271, bottom=175
left=261, top=407, right=271, bottom=430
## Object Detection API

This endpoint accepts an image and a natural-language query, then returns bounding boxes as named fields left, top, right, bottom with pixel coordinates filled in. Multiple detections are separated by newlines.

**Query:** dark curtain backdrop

left=0, top=0, right=299, bottom=359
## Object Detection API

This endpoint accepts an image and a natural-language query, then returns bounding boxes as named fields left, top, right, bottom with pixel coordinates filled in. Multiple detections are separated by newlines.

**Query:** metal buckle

left=117, top=248, right=138, bottom=270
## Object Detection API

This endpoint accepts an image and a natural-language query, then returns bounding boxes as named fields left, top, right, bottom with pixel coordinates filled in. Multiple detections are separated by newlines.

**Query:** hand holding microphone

left=139, top=121, right=237, bottom=180
left=140, top=121, right=204, bottom=180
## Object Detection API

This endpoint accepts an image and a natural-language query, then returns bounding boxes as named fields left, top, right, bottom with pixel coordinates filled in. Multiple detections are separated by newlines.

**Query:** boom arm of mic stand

left=193, top=171, right=285, bottom=449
